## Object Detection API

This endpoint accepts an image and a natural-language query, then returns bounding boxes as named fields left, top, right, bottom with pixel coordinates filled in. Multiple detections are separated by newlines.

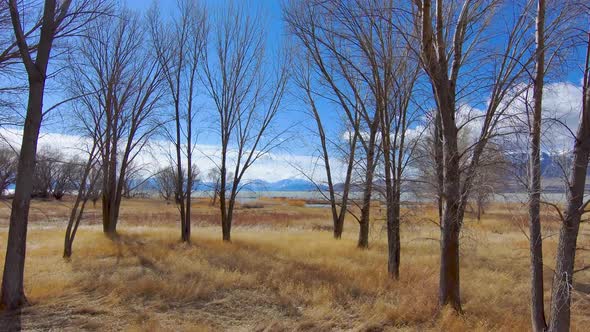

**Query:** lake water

left=193, top=191, right=575, bottom=204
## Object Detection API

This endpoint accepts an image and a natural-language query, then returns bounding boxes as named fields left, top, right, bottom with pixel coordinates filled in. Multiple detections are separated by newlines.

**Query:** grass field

left=0, top=197, right=589, bottom=331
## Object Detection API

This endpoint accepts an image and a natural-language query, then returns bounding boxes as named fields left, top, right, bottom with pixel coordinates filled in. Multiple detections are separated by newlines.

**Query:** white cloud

left=0, top=127, right=325, bottom=182
left=499, top=82, right=583, bottom=152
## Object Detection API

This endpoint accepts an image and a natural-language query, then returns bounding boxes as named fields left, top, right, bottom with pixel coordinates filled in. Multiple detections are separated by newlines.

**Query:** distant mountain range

left=12, top=151, right=576, bottom=195
left=197, top=178, right=323, bottom=192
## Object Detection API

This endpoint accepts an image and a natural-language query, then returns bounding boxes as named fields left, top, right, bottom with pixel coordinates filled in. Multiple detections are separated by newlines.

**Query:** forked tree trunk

left=548, top=30, right=590, bottom=332
left=1, top=81, right=44, bottom=309
left=64, top=196, right=84, bottom=258
left=64, top=155, right=99, bottom=259
left=64, top=198, right=89, bottom=259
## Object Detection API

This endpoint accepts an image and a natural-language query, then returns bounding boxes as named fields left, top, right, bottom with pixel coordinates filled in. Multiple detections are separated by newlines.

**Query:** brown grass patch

left=0, top=199, right=588, bottom=331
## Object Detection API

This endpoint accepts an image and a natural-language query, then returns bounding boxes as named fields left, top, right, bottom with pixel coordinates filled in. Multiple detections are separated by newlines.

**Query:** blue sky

left=6, top=0, right=586, bottom=181
left=121, top=0, right=323, bottom=155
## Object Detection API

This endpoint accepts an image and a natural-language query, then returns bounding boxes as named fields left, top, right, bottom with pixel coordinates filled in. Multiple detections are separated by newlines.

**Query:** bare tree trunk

left=380, top=96, right=399, bottom=278
left=211, top=183, right=218, bottom=206
left=358, top=134, right=377, bottom=249
left=334, top=129, right=358, bottom=239
left=1, top=81, right=43, bottom=309
left=548, top=222, right=581, bottom=332
left=222, top=193, right=235, bottom=242
left=184, top=138, right=192, bottom=243
left=220, top=146, right=230, bottom=242
left=307, top=86, right=340, bottom=238
left=387, top=190, right=401, bottom=279
left=63, top=196, right=89, bottom=258
left=438, top=128, right=463, bottom=312
left=175, top=113, right=187, bottom=242
left=529, top=1, right=547, bottom=330
left=548, top=30, right=590, bottom=332
left=1, top=0, right=77, bottom=310
left=102, top=144, right=119, bottom=235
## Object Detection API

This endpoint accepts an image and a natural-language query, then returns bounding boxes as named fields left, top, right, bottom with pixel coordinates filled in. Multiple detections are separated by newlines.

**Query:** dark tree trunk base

left=358, top=221, right=369, bottom=249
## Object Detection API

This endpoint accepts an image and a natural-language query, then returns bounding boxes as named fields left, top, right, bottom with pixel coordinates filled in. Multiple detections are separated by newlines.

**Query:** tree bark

left=387, top=191, right=401, bottom=279
left=528, top=1, right=547, bottom=330
left=439, top=213, right=461, bottom=312
left=336, top=129, right=357, bottom=238
left=547, top=29, right=590, bottom=332
left=358, top=134, right=377, bottom=249
left=1, top=81, right=44, bottom=309
left=438, top=131, right=463, bottom=311
left=1, top=0, right=74, bottom=310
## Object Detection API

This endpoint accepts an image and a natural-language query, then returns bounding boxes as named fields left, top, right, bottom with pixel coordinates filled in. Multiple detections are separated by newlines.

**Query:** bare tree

left=547, top=24, right=590, bottom=332
left=528, top=1, right=547, bottom=329
left=155, top=165, right=177, bottom=201
left=202, top=4, right=289, bottom=241
left=1, top=0, right=110, bottom=310
left=121, top=160, right=151, bottom=199
left=470, top=144, right=508, bottom=221
left=206, top=167, right=221, bottom=206
left=31, top=148, right=57, bottom=198
left=381, top=60, right=421, bottom=279
left=292, top=53, right=359, bottom=239
left=284, top=0, right=382, bottom=248
left=149, top=0, right=207, bottom=242
left=412, top=0, right=538, bottom=311
left=68, top=9, right=164, bottom=235
left=0, top=145, right=17, bottom=197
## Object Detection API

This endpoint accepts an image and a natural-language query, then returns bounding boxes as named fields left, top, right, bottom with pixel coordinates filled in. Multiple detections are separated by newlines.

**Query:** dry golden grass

left=0, top=198, right=588, bottom=331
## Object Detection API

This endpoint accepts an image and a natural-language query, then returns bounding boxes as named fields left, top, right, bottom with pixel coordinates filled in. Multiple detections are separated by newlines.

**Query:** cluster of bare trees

left=0, top=1, right=588, bottom=330
left=285, top=0, right=588, bottom=329
left=0, top=0, right=287, bottom=310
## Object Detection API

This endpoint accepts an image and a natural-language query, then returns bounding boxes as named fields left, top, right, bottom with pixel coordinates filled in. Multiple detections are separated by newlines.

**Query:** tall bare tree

left=202, top=4, right=289, bottom=241
left=413, top=0, right=538, bottom=311
left=149, top=0, right=207, bottom=242
left=292, top=54, right=359, bottom=239
left=529, top=1, right=547, bottom=329
left=547, top=25, right=590, bottom=332
left=285, top=0, right=382, bottom=248
left=1, top=0, right=109, bottom=310
left=68, top=9, right=164, bottom=235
